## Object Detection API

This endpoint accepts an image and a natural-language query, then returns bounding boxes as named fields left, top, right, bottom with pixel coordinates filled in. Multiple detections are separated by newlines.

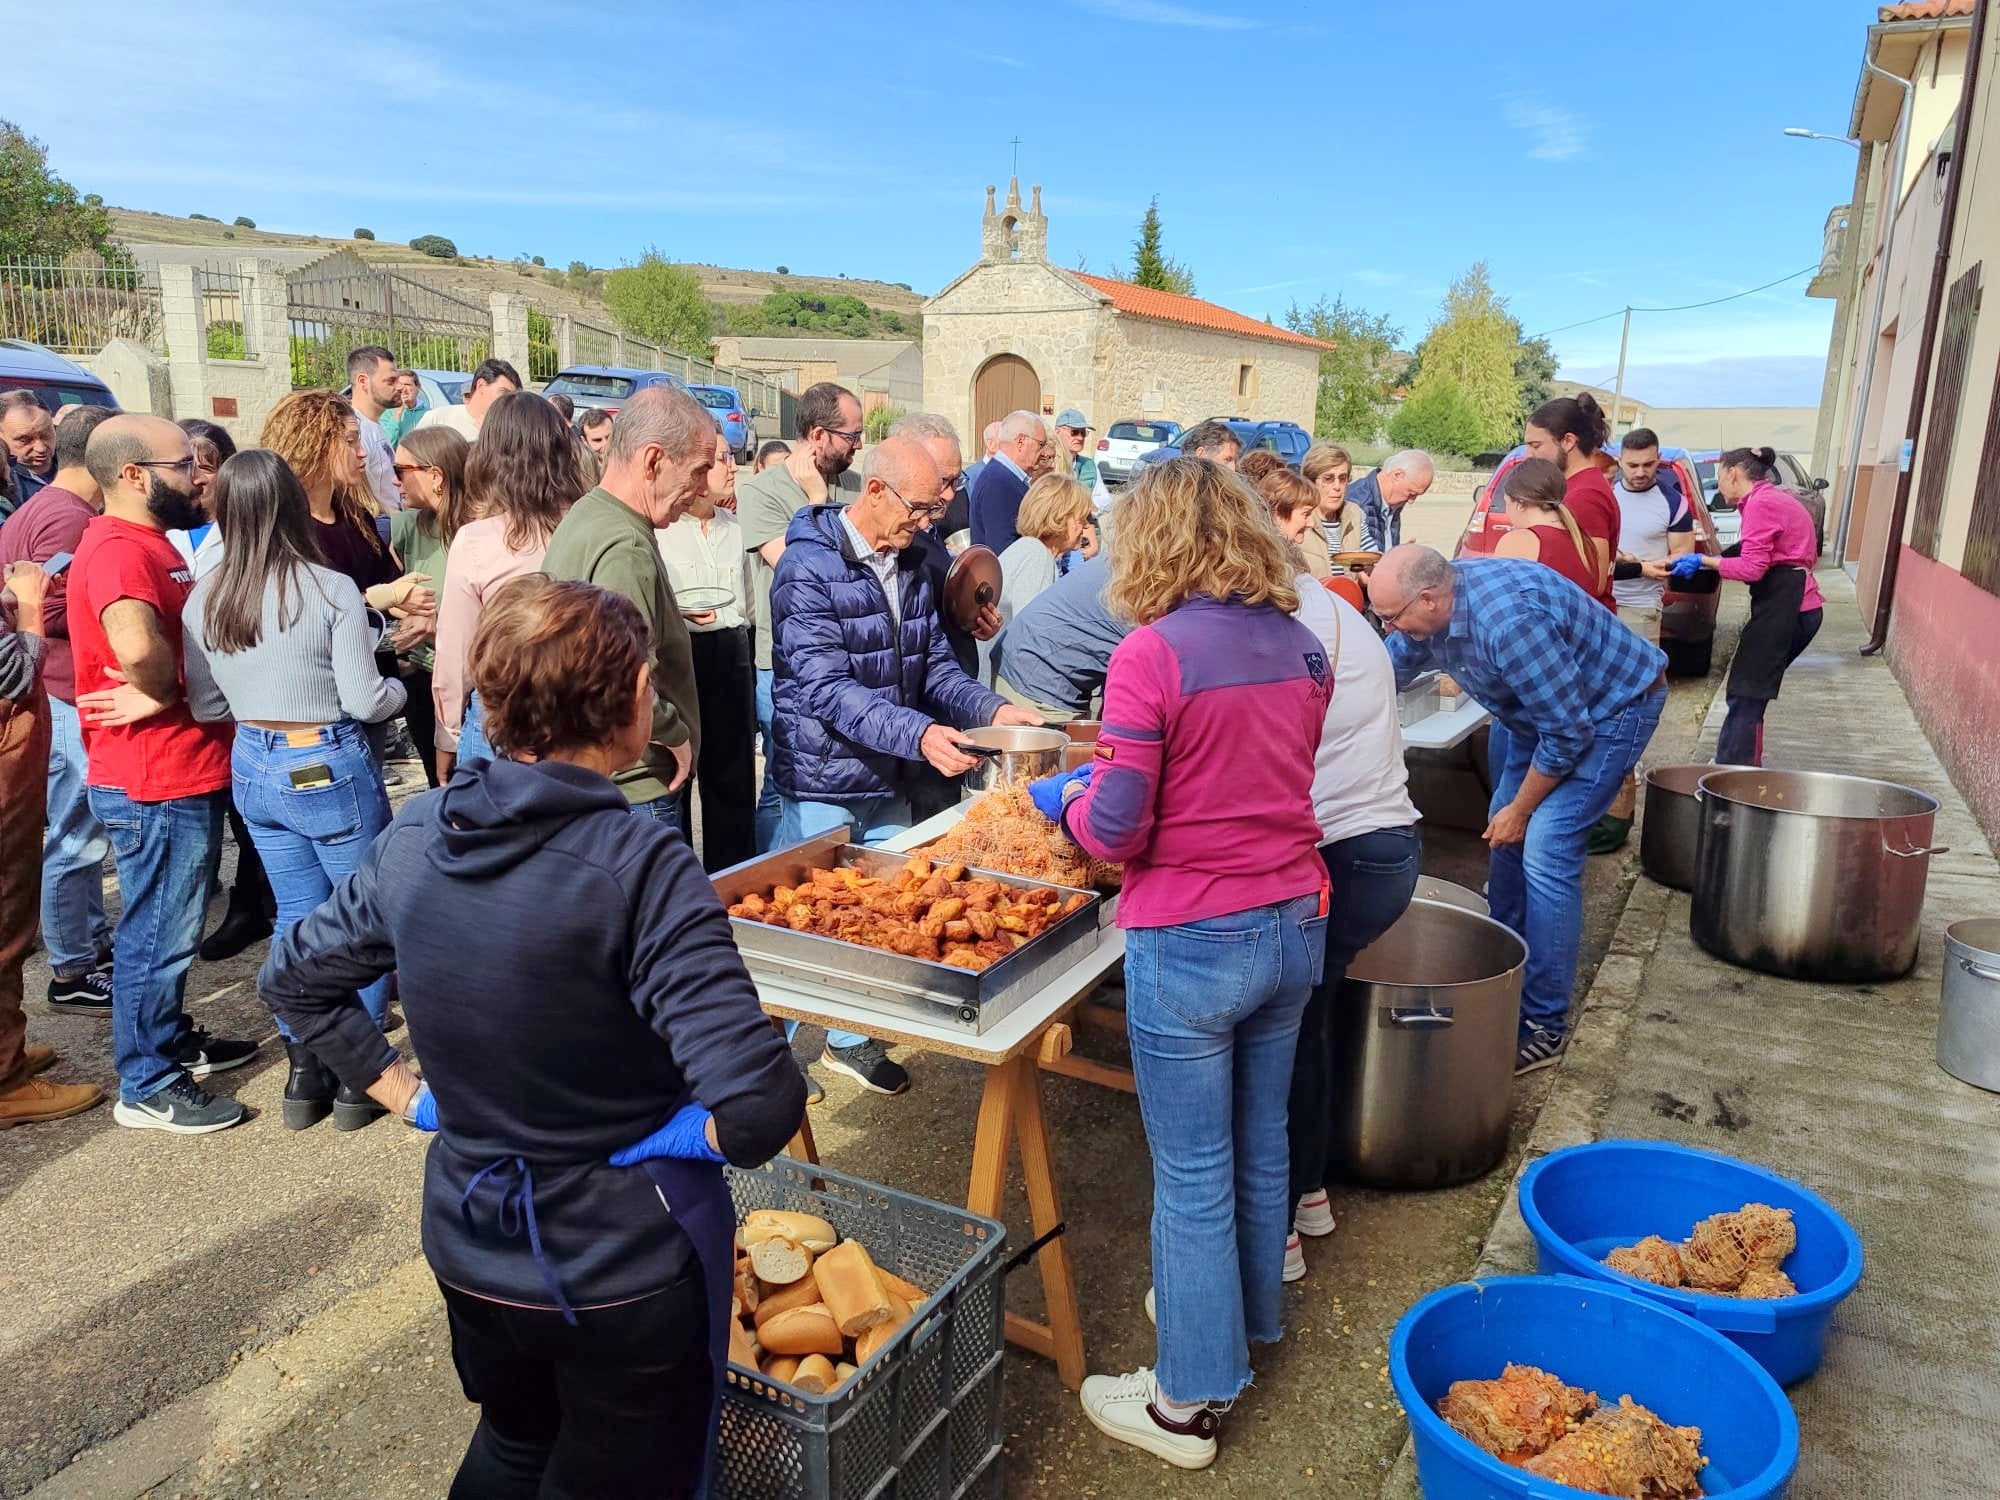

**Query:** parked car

left=0, top=339, right=118, bottom=411
left=1458, top=442, right=1724, bottom=677
left=688, top=383, right=758, bottom=460
left=1096, top=419, right=1182, bottom=484
left=540, top=366, right=690, bottom=419
left=1688, top=449, right=1828, bottom=555
left=413, top=368, right=472, bottom=411
left=1136, top=417, right=1313, bottom=470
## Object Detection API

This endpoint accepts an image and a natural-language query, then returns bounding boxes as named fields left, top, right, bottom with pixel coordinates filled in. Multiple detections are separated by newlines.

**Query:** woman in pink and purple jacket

left=1645, top=445, right=1823, bottom=764
left=1030, top=458, right=1331, bottom=1470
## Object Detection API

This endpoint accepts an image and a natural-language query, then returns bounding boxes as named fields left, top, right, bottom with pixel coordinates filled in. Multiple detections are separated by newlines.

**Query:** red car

left=1454, top=442, right=1723, bottom=677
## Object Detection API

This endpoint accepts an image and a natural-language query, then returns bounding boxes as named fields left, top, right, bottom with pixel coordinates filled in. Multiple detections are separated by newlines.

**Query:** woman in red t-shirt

left=1524, top=392, right=1617, bottom=608
left=1492, top=457, right=1610, bottom=604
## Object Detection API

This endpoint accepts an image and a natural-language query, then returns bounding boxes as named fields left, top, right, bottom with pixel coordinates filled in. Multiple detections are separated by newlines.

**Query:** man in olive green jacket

left=541, top=385, right=712, bottom=824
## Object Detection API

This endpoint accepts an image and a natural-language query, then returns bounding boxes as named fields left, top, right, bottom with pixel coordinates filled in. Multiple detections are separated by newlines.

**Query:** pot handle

left=1387, top=1007, right=1454, bottom=1029
left=1959, top=957, right=2000, bottom=983
left=1883, top=840, right=1949, bottom=858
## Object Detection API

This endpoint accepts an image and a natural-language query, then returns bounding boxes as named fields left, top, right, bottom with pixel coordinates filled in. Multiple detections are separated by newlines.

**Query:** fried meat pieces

left=1441, top=1366, right=1707, bottom=1499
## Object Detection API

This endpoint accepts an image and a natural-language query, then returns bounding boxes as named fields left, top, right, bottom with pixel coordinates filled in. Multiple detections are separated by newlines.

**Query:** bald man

left=767, top=434, right=1042, bottom=1097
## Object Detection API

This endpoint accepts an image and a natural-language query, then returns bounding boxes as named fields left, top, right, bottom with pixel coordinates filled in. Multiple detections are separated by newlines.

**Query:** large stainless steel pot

left=1413, top=875, right=1488, bottom=915
left=959, top=725, right=1067, bottom=789
left=1939, top=919, right=2000, bottom=1091
left=1640, top=764, right=1756, bottom=891
left=1691, top=769, right=1948, bottom=982
left=1327, top=898, right=1527, bottom=1189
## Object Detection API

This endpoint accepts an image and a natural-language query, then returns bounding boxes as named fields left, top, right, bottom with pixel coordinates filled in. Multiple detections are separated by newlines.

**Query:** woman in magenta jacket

left=1032, top=458, right=1330, bottom=1471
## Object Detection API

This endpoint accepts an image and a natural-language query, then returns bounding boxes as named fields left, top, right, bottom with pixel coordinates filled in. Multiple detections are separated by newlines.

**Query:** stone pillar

left=556, top=313, right=576, bottom=369
left=241, top=257, right=291, bottom=363
left=490, top=293, right=532, bottom=383
left=158, top=262, right=202, bottom=419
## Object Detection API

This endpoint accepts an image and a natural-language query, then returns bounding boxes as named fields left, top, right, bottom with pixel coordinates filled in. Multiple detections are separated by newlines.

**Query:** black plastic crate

left=716, top=1158, right=1006, bottom=1500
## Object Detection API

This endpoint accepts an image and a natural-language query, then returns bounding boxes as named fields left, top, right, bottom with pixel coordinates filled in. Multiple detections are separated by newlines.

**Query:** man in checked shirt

left=1372, top=545, right=1666, bottom=1076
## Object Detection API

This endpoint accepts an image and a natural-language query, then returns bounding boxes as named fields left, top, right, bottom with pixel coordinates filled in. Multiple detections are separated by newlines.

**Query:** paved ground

left=7, top=580, right=1740, bottom=1500
left=1381, top=569, right=2000, bottom=1499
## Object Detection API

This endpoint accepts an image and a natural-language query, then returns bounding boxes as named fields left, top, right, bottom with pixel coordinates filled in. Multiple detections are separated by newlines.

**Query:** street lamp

left=1784, top=127, right=1862, bottom=148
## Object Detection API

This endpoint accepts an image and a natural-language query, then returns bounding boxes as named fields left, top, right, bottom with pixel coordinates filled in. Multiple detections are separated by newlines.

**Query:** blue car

left=0, top=338, right=119, bottom=411
left=688, top=383, right=759, bottom=461
left=1136, top=416, right=1312, bottom=470
left=541, top=366, right=689, bottom=420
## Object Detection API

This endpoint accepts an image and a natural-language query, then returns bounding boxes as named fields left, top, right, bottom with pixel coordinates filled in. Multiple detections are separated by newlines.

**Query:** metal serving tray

left=712, top=832, right=1102, bottom=1034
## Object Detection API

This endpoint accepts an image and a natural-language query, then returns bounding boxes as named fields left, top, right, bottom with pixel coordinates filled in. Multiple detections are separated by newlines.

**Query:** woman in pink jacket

left=1645, top=445, right=1822, bottom=764
left=1030, top=458, right=1330, bottom=1471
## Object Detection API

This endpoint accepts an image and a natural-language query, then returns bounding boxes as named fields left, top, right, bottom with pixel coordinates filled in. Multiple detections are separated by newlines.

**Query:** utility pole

left=1610, top=306, right=1632, bottom=439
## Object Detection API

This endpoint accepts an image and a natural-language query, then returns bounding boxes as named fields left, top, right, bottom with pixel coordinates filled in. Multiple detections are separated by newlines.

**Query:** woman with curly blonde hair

left=259, top=390, right=408, bottom=603
left=1030, top=456, right=1331, bottom=1469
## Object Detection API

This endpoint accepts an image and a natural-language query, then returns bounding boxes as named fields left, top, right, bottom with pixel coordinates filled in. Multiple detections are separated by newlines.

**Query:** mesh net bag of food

left=925, top=787, right=1113, bottom=890
left=1520, top=1395, right=1707, bottom=1499
left=1604, top=1235, right=1686, bottom=1288
left=1732, top=1267, right=1799, bottom=1299
left=1682, top=1203, right=1796, bottom=1293
left=1438, top=1363, right=1598, bottom=1463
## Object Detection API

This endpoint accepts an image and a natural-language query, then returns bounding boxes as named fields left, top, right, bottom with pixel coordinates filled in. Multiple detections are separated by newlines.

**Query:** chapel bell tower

left=981, top=178, right=1048, bottom=263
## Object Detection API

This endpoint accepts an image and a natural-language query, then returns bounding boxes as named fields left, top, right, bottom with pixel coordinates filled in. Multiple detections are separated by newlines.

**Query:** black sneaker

left=47, top=968, right=113, bottom=1016
left=112, top=1075, right=246, bottom=1134
left=1515, top=1027, right=1568, bottom=1075
left=169, top=1026, right=258, bottom=1078
left=822, top=1041, right=909, bottom=1096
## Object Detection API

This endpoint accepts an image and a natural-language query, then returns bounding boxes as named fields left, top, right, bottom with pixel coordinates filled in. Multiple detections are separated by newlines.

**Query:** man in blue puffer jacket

left=771, top=436, right=1044, bottom=1094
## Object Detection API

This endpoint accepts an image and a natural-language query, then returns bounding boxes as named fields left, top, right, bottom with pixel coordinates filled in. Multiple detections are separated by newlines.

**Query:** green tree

left=1129, top=197, right=1195, bottom=295
left=775, top=265, right=789, bottom=275
left=1406, top=262, right=1523, bottom=450
left=1513, top=332, right=1557, bottom=427
left=0, top=121, right=127, bottom=263
left=604, top=248, right=713, bottom=353
left=1387, top=376, right=1486, bottom=460
left=863, top=405, right=904, bottom=443
left=1284, top=295, right=1404, bottom=442
left=233, top=215, right=255, bottom=228
left=83, top=192, right=103, bottom=207
left=411, top=234, right=457, bottom=258
left=353, top=226, right=375, bottom=240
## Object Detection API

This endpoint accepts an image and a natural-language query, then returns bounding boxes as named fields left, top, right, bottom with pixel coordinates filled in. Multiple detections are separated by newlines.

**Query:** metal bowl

left=960, top=726, right=1069, bottom=789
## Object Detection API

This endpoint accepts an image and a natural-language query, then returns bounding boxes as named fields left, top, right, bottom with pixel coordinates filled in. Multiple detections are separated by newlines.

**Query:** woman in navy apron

left=259, top=575, right=807, bottom=1499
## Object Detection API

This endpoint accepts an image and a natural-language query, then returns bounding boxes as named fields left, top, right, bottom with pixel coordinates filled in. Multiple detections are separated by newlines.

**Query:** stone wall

left=1096, top=315, right=1319, bottom=431
left=922, top=261, right=1106, bottom=440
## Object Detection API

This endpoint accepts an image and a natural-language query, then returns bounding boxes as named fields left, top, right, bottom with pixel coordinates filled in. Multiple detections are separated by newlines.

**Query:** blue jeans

left=459, top=690, right=494, bottom=767
left=1287, top=824, right=1421, bottom=1202
left=754, top=668, right=781, bottom=852
left=631, top=792, right=683, bottom=831
left=1126, top=893, right=1326, bottom=1404
left=775, top=793, right=911, bottom=1051
left=42, top=697, right=111, bottom=975
left=233, top=723, right=394, bottom=1040
left=1488, top=689, right=1665, bottom=1035
left=87, top=786, right=225, bottom=1103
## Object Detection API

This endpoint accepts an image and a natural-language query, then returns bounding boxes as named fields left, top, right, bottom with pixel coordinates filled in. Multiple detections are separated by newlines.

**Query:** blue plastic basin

left=1391, top=1275, right=1798, bottom=1500
left=1518, top=1140, right=1864, bottom=1386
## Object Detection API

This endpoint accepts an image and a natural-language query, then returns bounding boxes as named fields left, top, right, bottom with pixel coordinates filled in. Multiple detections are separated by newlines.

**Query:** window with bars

left=1910, top=262, right=1982, bottom=559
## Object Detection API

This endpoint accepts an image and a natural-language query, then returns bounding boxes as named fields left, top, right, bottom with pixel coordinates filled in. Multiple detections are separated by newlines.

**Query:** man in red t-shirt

left=69, top=414, right=255, bottom=1134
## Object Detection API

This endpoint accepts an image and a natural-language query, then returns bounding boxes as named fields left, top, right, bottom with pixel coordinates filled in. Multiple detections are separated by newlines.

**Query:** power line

left=1530, top=264, right=1821, bottom=339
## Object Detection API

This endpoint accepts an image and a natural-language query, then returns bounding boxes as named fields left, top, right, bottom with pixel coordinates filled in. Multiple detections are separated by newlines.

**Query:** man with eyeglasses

left=969, top=409, right=1049, bottom=551
left=66, top=415, right=259, bottom=1134
left=737, top=382, right=866, bottom=851
left=769, top=435, right=1043, bottom=1098
left=1371, top=544, right=1665, bottom=1078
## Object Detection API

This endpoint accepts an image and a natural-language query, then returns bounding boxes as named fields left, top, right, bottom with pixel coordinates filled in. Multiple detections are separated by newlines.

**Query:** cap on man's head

left=1055, top=408, right=1091, bottom=431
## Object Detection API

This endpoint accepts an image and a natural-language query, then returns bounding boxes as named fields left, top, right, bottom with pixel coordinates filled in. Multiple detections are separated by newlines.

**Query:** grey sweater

left=184, top=563, right=407, bottom=726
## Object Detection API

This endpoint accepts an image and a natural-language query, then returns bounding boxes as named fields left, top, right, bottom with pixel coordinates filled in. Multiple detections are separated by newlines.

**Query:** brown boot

left=25, top=1045, right=56, bottom=1075
left=0, top=1074, right=106, bottom=1128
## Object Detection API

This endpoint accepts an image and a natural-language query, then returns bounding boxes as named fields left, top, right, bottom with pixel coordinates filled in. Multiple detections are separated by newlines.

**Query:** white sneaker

left=1294, top=1190, right=1336, bottom=1237
left=1079, top=1367, right=1218, bottom=1470
left=1283, top=1231, right=1306, bottom=1283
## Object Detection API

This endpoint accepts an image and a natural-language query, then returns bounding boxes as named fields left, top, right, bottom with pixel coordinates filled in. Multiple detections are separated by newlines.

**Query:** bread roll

left=728, top=1317, right=759, bottom=1370
left=753, top=1274, right=825, bottom=1330
left=812, top=1239, right=893, bottom=1337
left=853, top=1292, right=914, bottom=1365
left=734, top=1263, right=761, bottom=1315
left=834, top=1360, right=858, bottom=1385
left=762, top=1354, right=799, bottom=1383
left=748, top=1234, right=813, bottom=1286
left=790, top=1353, right=836, bottom=1394
left=759, top=1302, right=845, bottom=1357
left=742, top=1210, right=838, bottom=1252
left=877, top=1269, right=928, bottom=1307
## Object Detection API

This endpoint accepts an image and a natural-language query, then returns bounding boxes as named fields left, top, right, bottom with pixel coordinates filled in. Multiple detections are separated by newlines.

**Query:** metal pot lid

left=944, top=545, right=1003, bottom=631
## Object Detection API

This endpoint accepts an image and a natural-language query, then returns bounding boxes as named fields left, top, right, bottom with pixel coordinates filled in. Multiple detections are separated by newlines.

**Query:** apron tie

left=459, top=1155, right=576, bottom=1326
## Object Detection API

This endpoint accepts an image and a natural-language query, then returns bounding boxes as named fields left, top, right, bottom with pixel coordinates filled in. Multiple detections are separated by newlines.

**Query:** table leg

left=773, top=1015, right=820, bottom=1164
left=1008, top=1054, right=1088, bottom=1389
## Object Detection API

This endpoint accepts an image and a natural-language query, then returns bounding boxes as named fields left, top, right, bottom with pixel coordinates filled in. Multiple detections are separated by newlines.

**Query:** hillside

left=107, top=208, right=928, bottom=331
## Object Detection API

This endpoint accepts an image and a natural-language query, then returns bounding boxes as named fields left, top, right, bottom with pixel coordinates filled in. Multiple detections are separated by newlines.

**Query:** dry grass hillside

left=107, top=208, right=927, bottom=325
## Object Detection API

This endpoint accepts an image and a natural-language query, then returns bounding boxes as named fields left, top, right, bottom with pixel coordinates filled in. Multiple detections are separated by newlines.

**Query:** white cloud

left=1501, top=95, right=1588, bottom=161
left=1076, top=0, right=1258, bottom=30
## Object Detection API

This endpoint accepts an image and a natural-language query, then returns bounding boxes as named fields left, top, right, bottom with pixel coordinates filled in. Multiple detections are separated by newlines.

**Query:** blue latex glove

left=1669, top=553, right=1707, bottom=582
left=1028, top=762, right=1094, bottom=824
left=610, top=1102, right=725, bottom=1166
left=403, top=1081, right=439, bottom=1132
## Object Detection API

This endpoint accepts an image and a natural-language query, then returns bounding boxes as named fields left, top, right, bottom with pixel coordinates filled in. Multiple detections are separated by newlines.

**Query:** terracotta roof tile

left=1878, top=0, right=1972, bottom=20
left=1070, top=272, right=1332, bottom=350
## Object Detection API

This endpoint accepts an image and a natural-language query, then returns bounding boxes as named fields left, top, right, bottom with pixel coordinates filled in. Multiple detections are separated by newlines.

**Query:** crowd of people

left=0, top=360, right=1828, bottom=1484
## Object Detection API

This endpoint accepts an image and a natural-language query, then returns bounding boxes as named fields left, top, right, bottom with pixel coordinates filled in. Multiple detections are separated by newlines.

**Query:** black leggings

left=441, top=1274, right=714, bottom=1500
left=401, top=665, right=441, bottom=788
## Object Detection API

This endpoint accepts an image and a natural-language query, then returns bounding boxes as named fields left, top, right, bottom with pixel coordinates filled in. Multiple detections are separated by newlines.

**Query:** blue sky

left=16, top=0, right=1871, bottom=406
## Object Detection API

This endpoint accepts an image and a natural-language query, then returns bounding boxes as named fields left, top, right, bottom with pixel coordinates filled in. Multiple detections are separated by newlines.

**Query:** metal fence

left=196, top=266, right=251, bottom=359
left=0, top=258, right=164, bottom=355
left=287, top=271, right=492, bottom=388
left=572, top=316, right=621, bottom=367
